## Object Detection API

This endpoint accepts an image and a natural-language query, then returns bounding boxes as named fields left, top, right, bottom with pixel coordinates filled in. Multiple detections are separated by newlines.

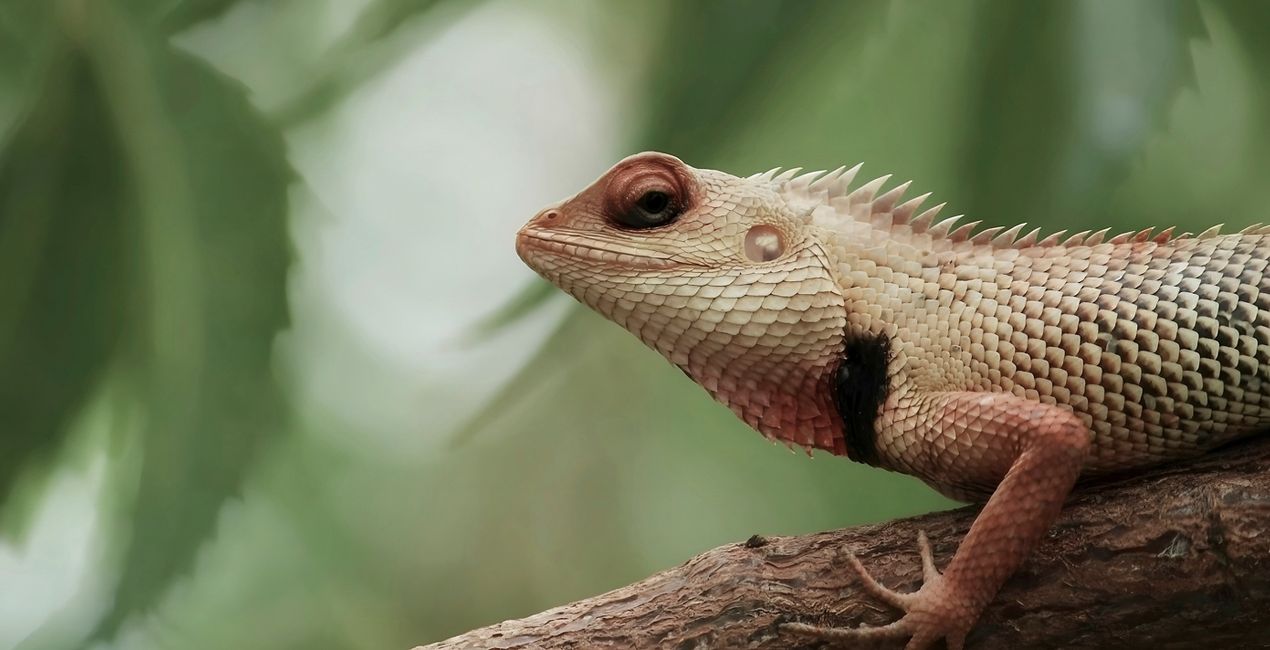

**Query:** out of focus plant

left=2, top=1, right=1269, bottom=648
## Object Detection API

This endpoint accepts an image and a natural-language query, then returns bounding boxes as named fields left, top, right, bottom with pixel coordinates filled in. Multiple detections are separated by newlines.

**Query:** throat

left=708, top=367, right=846, bottom=456
left=833, top=334, right=891, bottom=466
left=671, top=340, right=849, bottom=456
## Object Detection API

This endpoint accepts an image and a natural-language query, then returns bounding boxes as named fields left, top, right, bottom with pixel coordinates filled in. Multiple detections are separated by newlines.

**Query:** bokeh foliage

left=1, top=0, right=292, bottom=639
left=1, top=1, right=1268, bottom=648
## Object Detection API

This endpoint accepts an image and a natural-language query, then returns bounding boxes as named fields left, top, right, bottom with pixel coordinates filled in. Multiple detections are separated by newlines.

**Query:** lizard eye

left=638, top=190, right=669, bottom=215
left=613, top=189, right=679, bottom=229
left=602, top=153, right=694, bottom=231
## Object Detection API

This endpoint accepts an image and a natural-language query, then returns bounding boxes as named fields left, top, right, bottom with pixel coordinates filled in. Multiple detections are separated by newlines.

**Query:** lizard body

left=515, top=152, right=1270, bottom=648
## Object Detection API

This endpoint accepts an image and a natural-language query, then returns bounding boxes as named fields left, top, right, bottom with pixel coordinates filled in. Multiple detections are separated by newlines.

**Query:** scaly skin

left=515, top=152, right=1270, bottom=648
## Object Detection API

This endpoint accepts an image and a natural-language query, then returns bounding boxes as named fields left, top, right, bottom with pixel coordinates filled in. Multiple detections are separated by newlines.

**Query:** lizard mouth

left=516, top=227, right=689, bottom=271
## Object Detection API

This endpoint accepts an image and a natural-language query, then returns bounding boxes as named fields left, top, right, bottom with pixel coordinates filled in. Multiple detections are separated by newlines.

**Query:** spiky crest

left=760, top=161, right=1263, bottom=250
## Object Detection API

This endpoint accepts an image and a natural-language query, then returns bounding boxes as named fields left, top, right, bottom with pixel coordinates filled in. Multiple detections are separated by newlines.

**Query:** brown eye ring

left=602, top=154, right=693, bottom=230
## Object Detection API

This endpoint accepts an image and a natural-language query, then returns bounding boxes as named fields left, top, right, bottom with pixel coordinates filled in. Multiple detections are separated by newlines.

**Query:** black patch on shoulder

left=833, top=335, right=891, bottom=466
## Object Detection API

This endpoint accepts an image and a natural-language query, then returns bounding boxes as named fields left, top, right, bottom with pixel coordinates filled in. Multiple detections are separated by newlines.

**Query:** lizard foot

left=782, top=531, right=973, bottom=650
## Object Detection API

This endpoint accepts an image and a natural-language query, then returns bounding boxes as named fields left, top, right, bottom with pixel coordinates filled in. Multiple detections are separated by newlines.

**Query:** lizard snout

left=515, top=206, right=563, bottom=269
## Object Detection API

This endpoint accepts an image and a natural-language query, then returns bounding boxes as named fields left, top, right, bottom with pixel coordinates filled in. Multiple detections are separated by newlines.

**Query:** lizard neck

left=687, top=337, right=846, bottom=455
left=602, top=244, right=856, bottom=455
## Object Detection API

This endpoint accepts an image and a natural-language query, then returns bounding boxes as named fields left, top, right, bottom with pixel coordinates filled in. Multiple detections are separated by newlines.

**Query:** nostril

left=532, top=209, right=562, bottom=229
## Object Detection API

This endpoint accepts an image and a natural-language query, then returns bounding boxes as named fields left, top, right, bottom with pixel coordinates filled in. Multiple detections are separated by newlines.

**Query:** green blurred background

left=1, top=0, right=1268, bottom=648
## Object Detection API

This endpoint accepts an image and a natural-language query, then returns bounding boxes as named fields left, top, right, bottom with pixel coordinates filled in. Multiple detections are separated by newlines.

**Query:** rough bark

left=418, top=437, right=1270, bottom=649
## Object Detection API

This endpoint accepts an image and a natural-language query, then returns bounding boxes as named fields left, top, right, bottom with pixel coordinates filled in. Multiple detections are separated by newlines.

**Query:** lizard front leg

left=786, top=392, right=1091, bottom=649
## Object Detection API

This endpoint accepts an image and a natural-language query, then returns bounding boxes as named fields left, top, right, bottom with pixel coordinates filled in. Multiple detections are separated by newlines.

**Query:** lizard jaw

left=515, top=226, right=692, bottom=272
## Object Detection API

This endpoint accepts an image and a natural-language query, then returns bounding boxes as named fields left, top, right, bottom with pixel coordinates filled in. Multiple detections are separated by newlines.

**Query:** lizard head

left=516, top=152, right=852, bottom=454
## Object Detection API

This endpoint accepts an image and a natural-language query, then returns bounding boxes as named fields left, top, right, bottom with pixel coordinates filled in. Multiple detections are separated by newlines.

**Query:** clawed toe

left=844, top=551, right=915, bottom=610
left=783, top=618, right=910, bottom=641
left=784, top=617, right=963, bottom=650
left=843, top=530, right=938, bottom=610
left=782, top=530, right=968, bottom=650
left=916, top=530, right=940, bottom=583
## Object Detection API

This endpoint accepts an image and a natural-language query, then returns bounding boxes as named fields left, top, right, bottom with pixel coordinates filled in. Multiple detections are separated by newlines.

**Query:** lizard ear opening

left=744, top=225, right=785, bottom=262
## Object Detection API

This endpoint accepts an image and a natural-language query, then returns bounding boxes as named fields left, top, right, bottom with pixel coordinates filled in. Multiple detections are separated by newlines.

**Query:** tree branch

left=418, top=438, right=1270, bottom=648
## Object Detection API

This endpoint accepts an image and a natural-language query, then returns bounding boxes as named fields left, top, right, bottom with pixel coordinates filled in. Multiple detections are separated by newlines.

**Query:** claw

left=917, top=530, right=940, bottom=583
left=845, top=551, right=913, bottom=609
left=782, top=531, right=969, bottom=650
left=783, top=618, right=911, bottom=641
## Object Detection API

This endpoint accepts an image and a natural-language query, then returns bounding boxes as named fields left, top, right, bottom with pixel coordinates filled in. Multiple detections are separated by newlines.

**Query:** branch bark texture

left=419, top=438, right=1270, bottom=649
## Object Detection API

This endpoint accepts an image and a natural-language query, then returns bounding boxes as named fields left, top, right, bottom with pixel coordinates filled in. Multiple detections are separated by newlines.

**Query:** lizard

left=513, top=151, right=1270, bottom=649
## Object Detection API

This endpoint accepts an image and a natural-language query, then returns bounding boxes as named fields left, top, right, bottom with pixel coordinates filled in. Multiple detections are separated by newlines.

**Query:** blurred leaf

left=0, top=2, right=54, bottom=60
left=159, top=0, right=248, bottom=33
left=0, top=46, right=134, bottom=534
left=957, top=2, right=1079, bottom=226
left=118, top=0, right=249, bottom=31
left=347, top=0, right=451, bottom=44
left=273, top=0, right=477, bottom=127
left=638, top=0, right=887, bottom=162
left=0, top=3, right=56, bottom=133
left=958, top=0, right=1205, bottom=231
left=1219, top=0, right=1270, bottom=70
left=1217, top=0, right=1270, bottom=141
left=447, top=299, right=581, bottom=449
left=1108, top=0, right=1270, bottom=233
left=460, top=279, right=557, bottom=345
left=14, top=0, right=296, bottom=637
